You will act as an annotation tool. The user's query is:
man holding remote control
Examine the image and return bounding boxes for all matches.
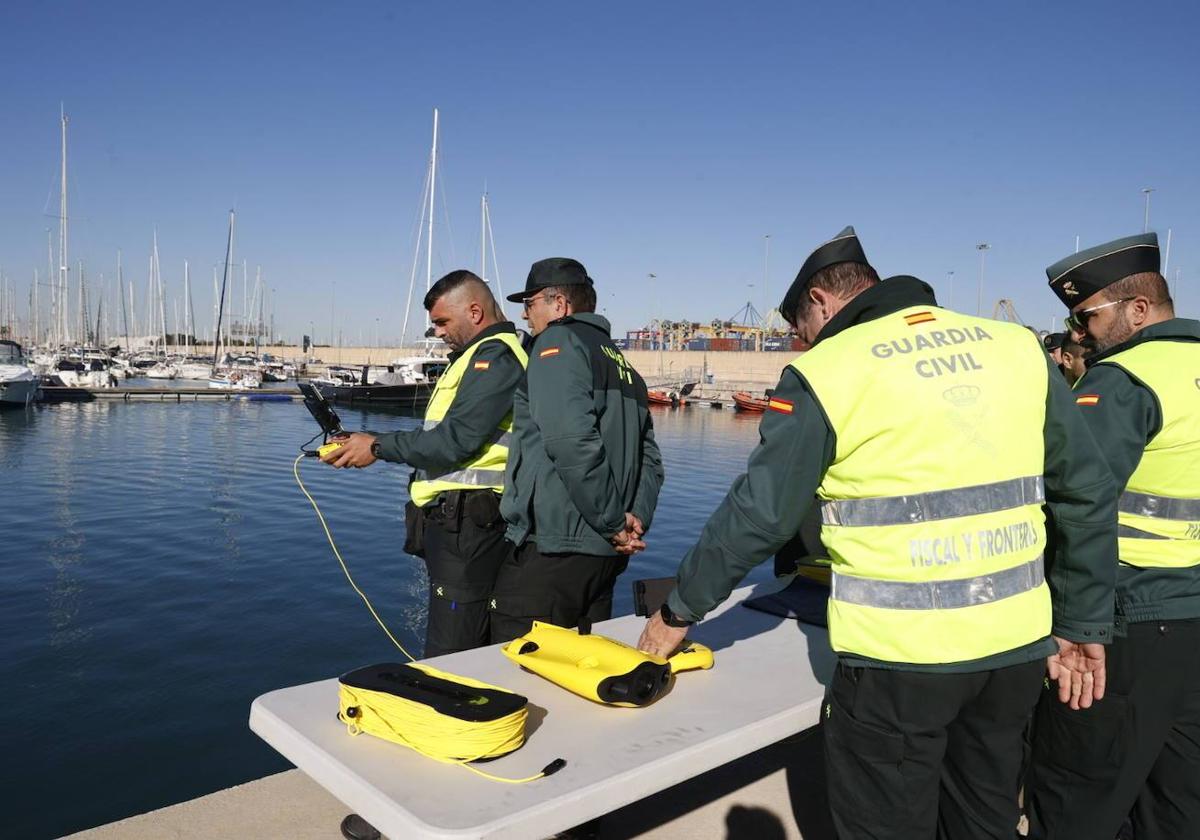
[324,270,527,658]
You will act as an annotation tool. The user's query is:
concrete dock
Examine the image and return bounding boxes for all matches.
[67,730,832,839]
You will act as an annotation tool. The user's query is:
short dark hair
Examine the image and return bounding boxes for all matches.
[424,270,488,310]
[545,283,597,313]
[1104,271,1173,311]
[792,262,880,321]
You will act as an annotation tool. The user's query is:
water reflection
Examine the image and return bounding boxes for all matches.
[0,397,768,838]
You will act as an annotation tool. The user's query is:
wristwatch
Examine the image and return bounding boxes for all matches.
[370,440,383,459]
[660,601,694,628]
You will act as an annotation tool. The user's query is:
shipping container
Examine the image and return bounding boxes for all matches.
[709,337,739,351]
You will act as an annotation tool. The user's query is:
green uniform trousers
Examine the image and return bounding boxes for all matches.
[822,658,1044,839]
[1025,618,1200,840]
[488,541,627,644]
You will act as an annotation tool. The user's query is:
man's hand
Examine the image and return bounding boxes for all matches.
[323,432,378,469]
[637,611,688,659]
[610,526,646,555]
[626,513,645,537]
[1046,636,1107,710]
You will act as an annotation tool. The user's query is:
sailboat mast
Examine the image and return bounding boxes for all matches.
[212,210,235,367]
[155,230,167,352]
[184,260,191,356]
[425,107,438,324]
[59,106,70,346]
[118,251,129,354]
[480,190,486,280]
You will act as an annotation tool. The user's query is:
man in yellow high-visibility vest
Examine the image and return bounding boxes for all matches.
[1025,233,1200,840]
[638,227,1118,840]
[327,270,526,657]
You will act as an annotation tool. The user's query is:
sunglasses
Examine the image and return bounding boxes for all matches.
[521,293,558,312]
[1065,297,1134,333]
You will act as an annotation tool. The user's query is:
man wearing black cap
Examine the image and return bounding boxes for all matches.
[1043,331,1087,386]
[637,227,1117,839]
[1025,233,1200,840]
[490,257,664,642]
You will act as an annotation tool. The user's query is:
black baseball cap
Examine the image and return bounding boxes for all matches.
[506,257,594,303]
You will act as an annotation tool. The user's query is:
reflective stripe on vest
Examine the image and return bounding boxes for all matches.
[1097,339,1200,569]
[1118,490,1200,522]
[422,418,513,449]
[413,466,508,487]
[832,557,1043,610]
[409,332,528,508]
[791,305,1052,665]
[821,476,1044,527]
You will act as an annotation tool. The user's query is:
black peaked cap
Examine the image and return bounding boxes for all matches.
[1046,233,1160,307]
[507,257,594,303]
[1042,332,1068,352]
[779,226,870,322]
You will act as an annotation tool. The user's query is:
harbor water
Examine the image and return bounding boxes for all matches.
[0,396,772,838]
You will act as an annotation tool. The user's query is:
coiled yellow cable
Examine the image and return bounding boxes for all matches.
[339,664,562,784]
[294,455,565,784]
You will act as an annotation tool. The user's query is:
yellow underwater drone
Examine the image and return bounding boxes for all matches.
[502,620,714,707]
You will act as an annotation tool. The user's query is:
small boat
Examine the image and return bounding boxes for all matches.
[0,340,39,407]
[209,372,261,390]
[732,391,769,412]
[145,361,178,380]
[647,389,679,406]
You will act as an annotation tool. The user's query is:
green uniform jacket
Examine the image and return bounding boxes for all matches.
[668,278,1118,673]
[372,322,525,475]
[501,313,665,556]
[1075,318,1200,627]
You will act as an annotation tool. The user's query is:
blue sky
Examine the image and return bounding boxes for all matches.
[1,1,1197,344]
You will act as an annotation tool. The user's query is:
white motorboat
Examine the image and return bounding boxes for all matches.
[145,361,178,380]
[208,371,261,390]
[52,349,118,388]
[0,341,39,407]
[176,361,214,380]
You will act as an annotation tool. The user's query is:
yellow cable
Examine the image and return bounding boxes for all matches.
[294,456,566,784]
[340,679,556,784]
[293,454,417,662]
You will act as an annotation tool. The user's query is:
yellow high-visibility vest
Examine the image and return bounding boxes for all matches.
[1095,340,1200,569]
[409,332,528,508]
[791,305,1051,664]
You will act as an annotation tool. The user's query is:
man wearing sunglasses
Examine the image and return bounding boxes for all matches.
[637,225,1117,840]
[490,257,664,642]
[1025,232,1200,840]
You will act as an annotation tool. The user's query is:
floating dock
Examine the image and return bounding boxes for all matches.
[38,386,301,403]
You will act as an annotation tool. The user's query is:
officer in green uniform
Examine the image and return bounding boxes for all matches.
[325,270,526,657]
[1043,331,1087,386]
[491,258,664,642]
[637,227,1118,840]
[1025,233,1200,840]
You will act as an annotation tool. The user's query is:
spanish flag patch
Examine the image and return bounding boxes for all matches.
[905,311,936,326]
[767,397,794,414]
[473,360,490,370]
[539,347,560,358]
[1076,394,1100,406]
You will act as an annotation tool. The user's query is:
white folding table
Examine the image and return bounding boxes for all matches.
[249,581,835,839]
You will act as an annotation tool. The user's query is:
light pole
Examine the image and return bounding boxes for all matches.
[1142,187,1155,232]
[763,234,771,327]
[946,271,955,311]
[976,244,990,317]
[648,272,663,375]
